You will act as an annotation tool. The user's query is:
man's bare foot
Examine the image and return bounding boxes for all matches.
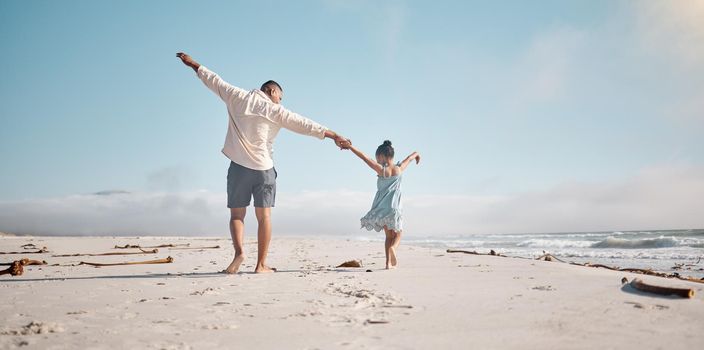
[222,254,245,274]
[254,264,277,273]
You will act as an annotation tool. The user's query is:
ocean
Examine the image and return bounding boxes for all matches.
[366,229,704,278]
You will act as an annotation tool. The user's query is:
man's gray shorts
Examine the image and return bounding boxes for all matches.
[227,161,277,208]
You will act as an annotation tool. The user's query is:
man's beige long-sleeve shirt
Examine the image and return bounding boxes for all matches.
[198,66,327,170]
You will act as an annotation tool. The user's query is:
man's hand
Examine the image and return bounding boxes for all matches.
[176,52,200,72]
[337,139,352,149]
[334,136,351,150]
[325,130,351,150]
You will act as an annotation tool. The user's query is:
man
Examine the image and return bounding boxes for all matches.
[176,52,350,274]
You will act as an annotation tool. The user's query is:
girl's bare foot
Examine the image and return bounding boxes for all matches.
[390,247,398,267]
[254,264,277,273]
[222,254,245,274]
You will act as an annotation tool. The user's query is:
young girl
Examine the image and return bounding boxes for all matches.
[342,140,421,269]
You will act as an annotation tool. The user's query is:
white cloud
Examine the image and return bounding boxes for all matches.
[474,164,704,234]
[632,1,704,125]
[1,165,701,236]
[509,27,587,107]
[634,0,704,71]
[0,191,227,236]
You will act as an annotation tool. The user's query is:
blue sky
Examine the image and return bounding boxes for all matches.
[1,1,702,236]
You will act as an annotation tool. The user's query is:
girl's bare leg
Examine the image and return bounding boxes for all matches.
[384,228,394,269]
[390,230,402,267]
[392,230,402,248]
[224,207,247,274]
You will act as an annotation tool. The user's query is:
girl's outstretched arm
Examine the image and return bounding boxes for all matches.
[399,151,421,171]
[346,145,384,176]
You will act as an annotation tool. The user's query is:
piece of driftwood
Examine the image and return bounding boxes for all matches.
[678,276,704,283]
[447,248,704,284]
[0,247,49,254]
[0,258,47,276]
[622,277,694,298]
[114,244,190,249]
[0,261,23,276]
[78,256,173,267]
[336,260,363,268]
[382,304,413,309]
[446,249,502,256]
[0,258,47,266]
[365,319,390,324]
[536,253,567,263]
[52,248,158,257]
[578,263,619,270]
[168,245,221,250]
[673,257,702,271]
[581,263,704,282]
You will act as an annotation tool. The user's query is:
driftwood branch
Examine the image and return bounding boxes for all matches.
[536,253,567,263]
[447,249,704,284]
[582,264,703,281]
[78,256,173,267]
[336,260,363,268]
[0,258,48,276]
[168,245,220,250]
[0,261,23,276]
[623,277,694,298]
[114,244,190,249]
[446,249,503,256]
[0,258,47,266]
[52,248,158,257]
[0,248,49,254]
[578,263,619,271]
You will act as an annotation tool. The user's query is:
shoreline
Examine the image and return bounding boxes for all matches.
[4,232,702,278]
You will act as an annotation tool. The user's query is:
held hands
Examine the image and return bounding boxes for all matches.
[324,130,350,149]
[335,136,352,150]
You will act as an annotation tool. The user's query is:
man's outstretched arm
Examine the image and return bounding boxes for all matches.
[176,52,243,103]
[266,103,350,149]
[176,52,200,72]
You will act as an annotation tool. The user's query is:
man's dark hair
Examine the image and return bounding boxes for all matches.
[261,80,283,94]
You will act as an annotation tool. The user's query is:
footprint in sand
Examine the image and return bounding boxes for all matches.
[0,321,65,335]
[190,288,216,296]
[200,324,238,330]
[624,301,669,310]
[531,285,556,291]
[66,310,88,315]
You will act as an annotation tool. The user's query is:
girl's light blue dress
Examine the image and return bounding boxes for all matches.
[361,163,403,232]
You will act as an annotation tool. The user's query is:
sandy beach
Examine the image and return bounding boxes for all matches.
[1,235,702,349]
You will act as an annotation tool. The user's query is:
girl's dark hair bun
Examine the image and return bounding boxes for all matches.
[376,140,395,158]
